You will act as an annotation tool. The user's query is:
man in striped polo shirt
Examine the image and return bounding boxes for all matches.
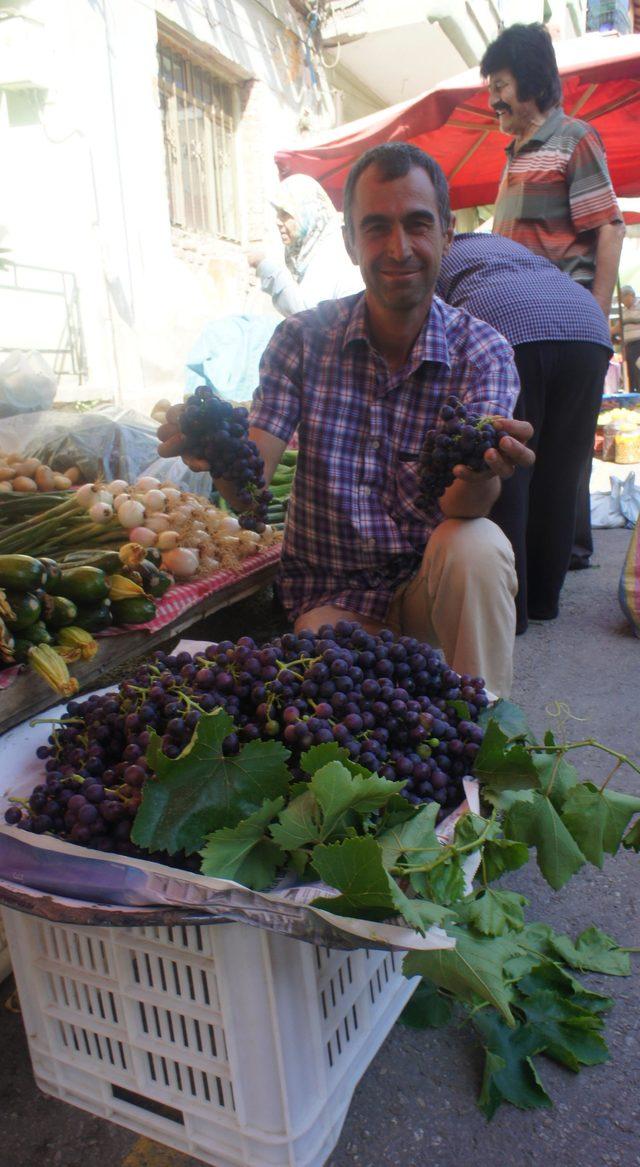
[480,22,625,570]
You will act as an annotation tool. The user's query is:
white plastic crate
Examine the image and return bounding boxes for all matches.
[3,910,417,1167]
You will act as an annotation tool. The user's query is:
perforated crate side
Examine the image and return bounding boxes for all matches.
[3,910,417,1167]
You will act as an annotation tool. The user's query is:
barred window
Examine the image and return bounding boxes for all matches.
[158,41,239,241]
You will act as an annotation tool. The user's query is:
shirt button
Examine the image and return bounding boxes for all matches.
[363,486,371,496]
[371,439,380,450]
[367,537,376,548]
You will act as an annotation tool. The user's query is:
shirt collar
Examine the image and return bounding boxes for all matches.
[505,105,565,157]
[342,293,451,372]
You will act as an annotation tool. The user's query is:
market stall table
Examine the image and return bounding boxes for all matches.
[0,543,281,736]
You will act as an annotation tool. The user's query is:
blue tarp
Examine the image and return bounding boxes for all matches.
[185,314,281,402]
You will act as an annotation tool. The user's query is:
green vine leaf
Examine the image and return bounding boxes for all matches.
[132,711,291,854]
[623,818,640,851]
[516,962,614,1016]
[199,798,286,889]
[503,792,586,889]
[518,990,609,1072]
[548,926,631,976]
[474,721,541,796]
[376,801,441,871]
[309,761,406,836]
[400,981,454,1030]
[404,928,518,1022]
[561,783,640,866]
[531,749,579,809]
[456,889,528,936]
[478,699,534,741]
[474,1011,551,1120]
[269,791,322,850]
[310,835,452,932]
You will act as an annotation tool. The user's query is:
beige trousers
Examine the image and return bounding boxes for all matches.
[296,518,517,699]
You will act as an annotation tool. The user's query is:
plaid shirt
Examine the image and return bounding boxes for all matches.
[250,293,519,622]
[493,107,622,286]
[436,233,612,350]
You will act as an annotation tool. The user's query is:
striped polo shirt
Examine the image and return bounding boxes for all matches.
[492,107,622,286]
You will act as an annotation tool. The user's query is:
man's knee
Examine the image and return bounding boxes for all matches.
[426,518,516,587]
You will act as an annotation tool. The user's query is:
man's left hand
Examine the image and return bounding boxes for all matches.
[452,417,535,482]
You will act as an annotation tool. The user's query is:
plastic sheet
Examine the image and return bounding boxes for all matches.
[0,406,159,483]
[185,313,280,403]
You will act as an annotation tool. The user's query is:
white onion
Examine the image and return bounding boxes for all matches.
[143,489,167,513]
[135,475,161,492]
[76,482,112,509]
[145,513,172,533]
[157,530,181,551]
[162,547,199,578]
[162,487,183,504]
[107,479,129,496]
[88,501,114,523]
[128,525,157,547]
[117,499,146,529]
[113,492,131,512]
[218,515,241,535]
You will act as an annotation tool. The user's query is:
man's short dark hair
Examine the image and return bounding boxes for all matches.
[343,143,451,239]
[480,23,562,112]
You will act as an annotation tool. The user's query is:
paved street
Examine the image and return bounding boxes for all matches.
[1,526,639,1167]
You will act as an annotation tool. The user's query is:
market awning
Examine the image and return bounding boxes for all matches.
[275,32,640,210]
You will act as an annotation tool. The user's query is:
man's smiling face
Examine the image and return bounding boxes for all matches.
[344,164,453,317]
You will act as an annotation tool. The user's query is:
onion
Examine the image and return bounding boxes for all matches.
[117,499,146,529]
[113,492,131,512]
[128,525,156,547]
[143,488,166,513]
[76,483,112,509]
[218,515,241,535]
[12,476,38,492]
[52,473,73,490]
[145,513,172,533]
[88,502,114,523]
[135,475,161,492]
[161,487,182,504]
[107,479,129,496]
[0,481,13,493]
[157,530,181,551]
[162,547,199,578]
[65,466,81,484]
[13,458,41,477]
[0,467,15,481]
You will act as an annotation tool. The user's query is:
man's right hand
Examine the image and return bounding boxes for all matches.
[157,404,211,472]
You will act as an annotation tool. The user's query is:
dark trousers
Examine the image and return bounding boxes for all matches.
[626,339,640,392]
[490,341,610,632]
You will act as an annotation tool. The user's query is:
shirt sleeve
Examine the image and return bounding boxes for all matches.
[256,257,306,317]
[566,130,622,235]
[447,315,521,421]
[249,317,303,443]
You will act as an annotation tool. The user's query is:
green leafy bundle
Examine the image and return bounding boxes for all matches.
[131,699,640,1118]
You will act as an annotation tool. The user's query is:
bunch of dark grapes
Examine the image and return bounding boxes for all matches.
[180,385,272,532]
[5,622,489,857]
[417,397,501,509]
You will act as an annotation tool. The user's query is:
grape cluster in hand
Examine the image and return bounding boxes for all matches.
[180,385,272,532]
[417,397,501,509]
[6,622,489,857]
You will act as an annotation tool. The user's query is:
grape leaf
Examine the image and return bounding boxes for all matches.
[478,699,534,742]
[400,981,454,1030]
[310,836,452,932]
[199,798,286,889]
[518,990,609,1072]
[404,928,518,1022]
[503,792,586,889]
[531,749,579,809]
[561,783,640,866]
[473,1011,551,1119]
[548,926,631,976]
[269,791,321,850]
[309,761,406,835]
[474,721,541,794]
[453,812,530,882]
[418,856,466,906]
[377,801,441,870]
[623,817,640,850]
[300,741,371,779]
[456,890,527,936]
[516,961,614,1015]
[132,710,291,854]
[503,924,556,981]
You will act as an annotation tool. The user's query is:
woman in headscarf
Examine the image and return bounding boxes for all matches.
[247,174,363,317]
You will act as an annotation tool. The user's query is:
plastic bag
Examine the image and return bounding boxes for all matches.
[0,406,159,483]
[0,350,57,417]
[139,454,213,497]
[591,473,640,529]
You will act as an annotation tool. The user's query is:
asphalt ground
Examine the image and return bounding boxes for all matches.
[1,525,639,1167]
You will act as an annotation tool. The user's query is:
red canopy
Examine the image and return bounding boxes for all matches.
[275,32,640,210]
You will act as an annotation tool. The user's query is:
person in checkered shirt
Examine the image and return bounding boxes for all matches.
[480,22,625,572]
[159,145,535,697]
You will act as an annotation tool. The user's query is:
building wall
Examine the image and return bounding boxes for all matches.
[0,0,337,411]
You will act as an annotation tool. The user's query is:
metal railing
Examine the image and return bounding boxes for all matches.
[0,259,88,382]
